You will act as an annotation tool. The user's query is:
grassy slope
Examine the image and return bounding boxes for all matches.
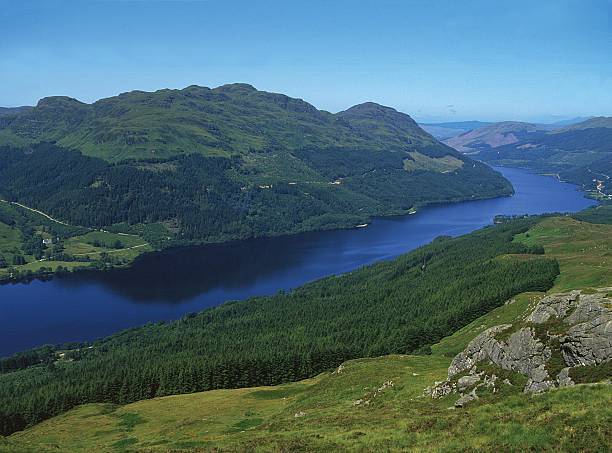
[0,85,438,162]
[2,215,611,452]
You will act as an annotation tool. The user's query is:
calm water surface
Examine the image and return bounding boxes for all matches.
[0,167,594,355]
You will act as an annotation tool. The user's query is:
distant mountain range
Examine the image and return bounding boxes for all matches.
[444,117,612,197]
[0,84,511,245]
[444,121,546,153]
[421,117,592,140]
[419,121,493,140]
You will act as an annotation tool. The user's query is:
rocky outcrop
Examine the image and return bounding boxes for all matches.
[561,293,612,367]
[427,290,612,405]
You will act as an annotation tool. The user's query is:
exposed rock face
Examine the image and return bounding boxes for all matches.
[561,293,612,367]
[427,290,612,404]
[527,290,580,324]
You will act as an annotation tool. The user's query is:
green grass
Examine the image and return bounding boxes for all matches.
[431,291,543,358]
[403,151,464,173]
[0,204,151,282]
[514,216,612,291]
[2,354,610,452]
[0,221,22,262]
[64,231,150,259]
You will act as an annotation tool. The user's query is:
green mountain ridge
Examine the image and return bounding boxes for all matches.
[0,84,511,250]
[0,84,436,161]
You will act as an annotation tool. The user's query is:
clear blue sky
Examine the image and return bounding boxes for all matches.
[1,0,611,122]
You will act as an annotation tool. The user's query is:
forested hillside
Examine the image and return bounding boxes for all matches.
[0,217,559,435]
[0,84,512,247]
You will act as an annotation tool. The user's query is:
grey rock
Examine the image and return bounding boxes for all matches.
[457,374,481,390]
[428,381,453,398]
[561,293,612,367]
[428,289,612,399]
[527,291,580,324]
[448,324,511,377]
[524,378,555,393]
[557,367,574,387]
[449,326,551,392]
[455,388,478,407]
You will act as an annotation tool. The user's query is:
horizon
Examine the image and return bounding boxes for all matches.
[2,0,611,123]
[2,81,602,126]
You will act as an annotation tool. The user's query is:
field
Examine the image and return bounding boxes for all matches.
[0,201,151,281]
[513,216,612,291]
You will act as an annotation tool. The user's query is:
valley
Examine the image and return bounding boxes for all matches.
[2,2,611,452]
[1,211,610,452]
[0,167,593,356]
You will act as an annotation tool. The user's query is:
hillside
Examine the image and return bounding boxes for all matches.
[0,107,32,117]
[0,216,560,435]
[444,121,546,153]
[1,212,610,451]
[0,85,511,258]
[0,84,445,161]
[558,116,612,132]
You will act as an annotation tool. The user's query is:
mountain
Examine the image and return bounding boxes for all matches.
[0,84,440,161]
[466,117,612,197]
[444,121,547,153]
[419,121,492,140]
[0,84,511,248]
[556,116,612,131]
[0,107,32,117]
[421,118,591,141]
[2,210,611,450]
[546,116,594,128]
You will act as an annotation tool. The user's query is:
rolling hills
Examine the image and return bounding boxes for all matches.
[419,121,492,140]
[0,84,511,256]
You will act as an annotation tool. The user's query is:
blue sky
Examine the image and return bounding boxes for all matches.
[1,0,611,122]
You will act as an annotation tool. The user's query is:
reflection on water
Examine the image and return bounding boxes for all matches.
[0,167,595,355]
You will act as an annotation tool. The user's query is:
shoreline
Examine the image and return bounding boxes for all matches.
[1,164,599,288]
[0,186,514,287]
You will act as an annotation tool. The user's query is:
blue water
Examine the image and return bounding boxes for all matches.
[0,167,594,356]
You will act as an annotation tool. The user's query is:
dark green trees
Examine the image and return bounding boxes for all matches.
[0,218,559,435]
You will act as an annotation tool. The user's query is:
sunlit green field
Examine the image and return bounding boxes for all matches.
[0,202,151,280]
[514,216,612,291]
